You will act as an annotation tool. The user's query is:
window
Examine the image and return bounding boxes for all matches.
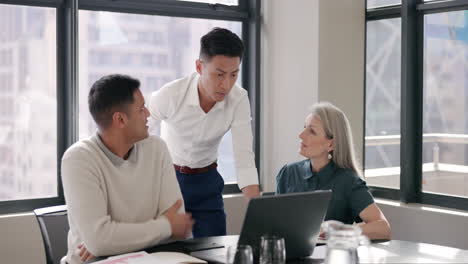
[0,49,13,66]
[365,18,401,189]
[423,11,468,197]
[157,54,168,68]
[78,10,242,184]
[0,74,13,93]
[177,0,238,5]
[0,0,259,213]
[0,4,57,202]
[366,0,468,209]
[141,53,155,67]
[367,0,400,9]
[152,32,165,45]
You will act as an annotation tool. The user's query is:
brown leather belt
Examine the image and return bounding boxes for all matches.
[174,162,218,174]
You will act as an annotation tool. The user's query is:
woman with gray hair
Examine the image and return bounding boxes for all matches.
[276,102,391,240]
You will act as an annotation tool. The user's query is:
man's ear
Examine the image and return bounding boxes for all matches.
[196,59,202,75]
[112,112,127,128]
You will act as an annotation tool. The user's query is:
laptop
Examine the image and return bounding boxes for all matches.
[192,190,332,263]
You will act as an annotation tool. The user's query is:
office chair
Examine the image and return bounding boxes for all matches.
[34,205,69,264]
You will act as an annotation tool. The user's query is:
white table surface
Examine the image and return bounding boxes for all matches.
[310,239,468,263]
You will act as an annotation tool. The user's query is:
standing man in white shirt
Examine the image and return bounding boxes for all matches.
[61,74,193,264]
[149,28,260,237]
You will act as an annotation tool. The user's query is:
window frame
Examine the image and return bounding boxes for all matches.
[365,0,468,211]
[0,0,261,214]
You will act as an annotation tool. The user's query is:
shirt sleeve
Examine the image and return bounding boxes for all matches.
[61,150,173,257]
[148,87,173,136]
[276,165,288,194]
[231,94,259,190]
[348,175,375,222]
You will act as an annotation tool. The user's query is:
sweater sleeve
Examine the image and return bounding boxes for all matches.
[154,139,185,215]
[61,149,172,257]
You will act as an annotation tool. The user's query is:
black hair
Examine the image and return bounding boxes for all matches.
[88,74,140,128]
[200,27,244,61]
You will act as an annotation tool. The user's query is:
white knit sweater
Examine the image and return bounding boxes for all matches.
[61,134,184,264]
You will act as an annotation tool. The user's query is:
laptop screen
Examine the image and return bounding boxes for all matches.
[238,190,332,260]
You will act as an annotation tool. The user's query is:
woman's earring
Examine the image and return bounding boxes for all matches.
[328,153,332,160]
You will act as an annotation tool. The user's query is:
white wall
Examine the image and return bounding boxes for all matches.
[260,0,319,192]
[260,0,365,192]
[317,0,365,160]
[377,200,468,250]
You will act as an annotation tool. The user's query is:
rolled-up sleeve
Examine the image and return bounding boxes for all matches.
[231,95,259,189]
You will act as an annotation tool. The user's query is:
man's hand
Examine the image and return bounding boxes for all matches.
[78,243,95,262]
[242,184,260,199]
[164,199,194,239]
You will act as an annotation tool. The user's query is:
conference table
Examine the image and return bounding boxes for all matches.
[91,235,468,263]
[187,235,468,263]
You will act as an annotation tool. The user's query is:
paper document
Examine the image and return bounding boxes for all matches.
[92,251,149,264]
[89,250,207,264]
[149,252,207,264]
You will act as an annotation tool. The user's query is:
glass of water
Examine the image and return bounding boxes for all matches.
[259,235,286,264]
[226,245,253,264]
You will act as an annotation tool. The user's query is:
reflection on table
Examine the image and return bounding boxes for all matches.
[89,235,468,264]
[186,236,468,264]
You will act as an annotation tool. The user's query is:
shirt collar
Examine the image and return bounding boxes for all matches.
[301,160,314,180]
[187,72,226,110]
[187,73,200,107]
[302,159,336,180]
[93,132,138,166]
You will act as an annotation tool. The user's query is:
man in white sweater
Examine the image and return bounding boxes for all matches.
[61,74,193,264]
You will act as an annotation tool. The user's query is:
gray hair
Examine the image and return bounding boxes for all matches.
[310,102,363,177]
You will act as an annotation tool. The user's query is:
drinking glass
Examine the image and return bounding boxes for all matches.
[226,245,253,264]
[322,221,370,264]
[259,235,286,264]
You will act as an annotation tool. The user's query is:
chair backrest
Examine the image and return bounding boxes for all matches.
[34,205,69,264]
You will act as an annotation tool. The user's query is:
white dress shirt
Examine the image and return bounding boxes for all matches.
[148,72,258,189]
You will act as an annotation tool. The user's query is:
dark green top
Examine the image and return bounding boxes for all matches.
[276,159,374,224]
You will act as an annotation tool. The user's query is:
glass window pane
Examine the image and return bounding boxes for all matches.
[423,11,468,197]
[177,0,238,5]
[367,0,400,9]
[79,11,242,183]
[0,5,57,201]
[365,18,401,189]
